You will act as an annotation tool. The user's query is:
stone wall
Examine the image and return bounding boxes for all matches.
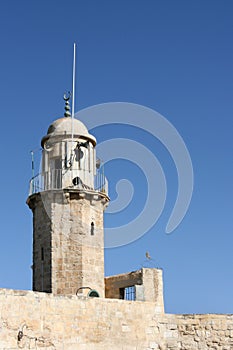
[0,288,232,350]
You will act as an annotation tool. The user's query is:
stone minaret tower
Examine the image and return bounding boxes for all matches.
[27,97,109,297]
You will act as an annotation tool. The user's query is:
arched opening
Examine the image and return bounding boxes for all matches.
[91,222,94,235]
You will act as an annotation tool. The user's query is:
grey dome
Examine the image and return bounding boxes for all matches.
[41,117,96,148]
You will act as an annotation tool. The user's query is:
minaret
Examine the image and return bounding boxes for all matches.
[27,96,109,297]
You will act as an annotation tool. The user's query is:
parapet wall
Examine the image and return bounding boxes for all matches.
[0,288,233,350]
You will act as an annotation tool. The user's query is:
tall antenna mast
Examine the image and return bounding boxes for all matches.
[71,42,76,143]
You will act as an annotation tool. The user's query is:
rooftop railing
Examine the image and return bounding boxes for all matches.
[29,169,108,196]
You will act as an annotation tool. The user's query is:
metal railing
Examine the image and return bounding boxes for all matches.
[29,169,108,196]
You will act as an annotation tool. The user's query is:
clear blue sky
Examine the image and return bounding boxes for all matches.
[0,0,232,314]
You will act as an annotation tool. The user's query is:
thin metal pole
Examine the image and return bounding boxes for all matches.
[71,43,76,143]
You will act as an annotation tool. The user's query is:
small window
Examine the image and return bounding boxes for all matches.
[41,247,44,261]
[91,222,94,235]
[119,286,136,301]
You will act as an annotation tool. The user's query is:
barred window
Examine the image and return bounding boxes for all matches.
[120,286,136,301]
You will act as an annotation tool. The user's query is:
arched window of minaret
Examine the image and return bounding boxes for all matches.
[41,247,44,261]
[91,222,95,236]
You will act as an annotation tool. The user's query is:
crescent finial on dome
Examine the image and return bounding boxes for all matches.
[63,91,71,117]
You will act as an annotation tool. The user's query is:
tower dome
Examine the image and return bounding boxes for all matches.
[41,116,96,148]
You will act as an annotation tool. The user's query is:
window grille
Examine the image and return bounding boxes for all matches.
[120,286,136,301]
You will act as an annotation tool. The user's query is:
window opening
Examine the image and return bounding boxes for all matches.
[52,158,62,189]
[41,247,44,261]
[91,222,94,235]
[119,286,136,301]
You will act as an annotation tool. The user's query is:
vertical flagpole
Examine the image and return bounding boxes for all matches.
[71,42,76,144]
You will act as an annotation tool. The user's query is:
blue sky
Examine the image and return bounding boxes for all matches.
[0,0,232,314]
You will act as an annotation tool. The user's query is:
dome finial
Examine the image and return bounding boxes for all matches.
[63,92,71,117]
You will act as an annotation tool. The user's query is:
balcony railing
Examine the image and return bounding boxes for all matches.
[29,169,108,196]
